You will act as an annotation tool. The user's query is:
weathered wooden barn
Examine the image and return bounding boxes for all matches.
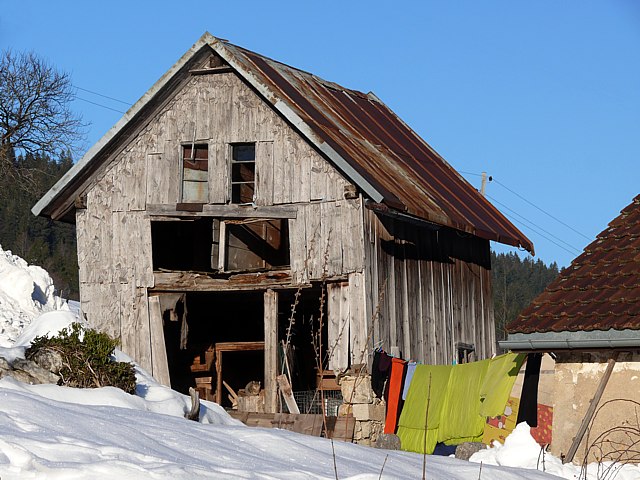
[33,33,533,412]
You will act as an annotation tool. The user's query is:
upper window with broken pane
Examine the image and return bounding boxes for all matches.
[230,143,255,204]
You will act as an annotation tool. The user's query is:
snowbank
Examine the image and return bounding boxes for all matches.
[0,246,635,478]
[471,422,640,480]
[0,245,68,347]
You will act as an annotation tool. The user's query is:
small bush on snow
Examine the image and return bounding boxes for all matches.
[25,323,137,394]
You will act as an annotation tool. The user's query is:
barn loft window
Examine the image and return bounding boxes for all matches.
[182,144,209,203]
[225,219,290,271]
[151,218,216,272]
[151,217,289,273]
[230,143,255,204]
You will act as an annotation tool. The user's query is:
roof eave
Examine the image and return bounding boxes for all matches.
[499,329,640,351]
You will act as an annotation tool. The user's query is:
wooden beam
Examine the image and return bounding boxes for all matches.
[277,374,300,414]
[217,221,227,271]
[148,296,171,387]
[151,270,298,292]
[264,289,278,414]
[146,203,297,219]
[564,352,619,464]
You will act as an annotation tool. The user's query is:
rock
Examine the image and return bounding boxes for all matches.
[374,433,401,450]
[352,403,386,422]
[455,442,486,460]
[31,347,64,374]
[340,375,374,404]
[11,358,60,384]
[0,356,11,372]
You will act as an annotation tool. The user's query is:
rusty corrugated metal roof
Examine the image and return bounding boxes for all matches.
[32,32,533,252]
[217,40,533,252]
[508,194,640,334]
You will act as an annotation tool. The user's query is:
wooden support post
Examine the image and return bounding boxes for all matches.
[264,289,278,413]
[217,221,227,271]
[148,296,171,386]
[277,374,300,414]
[564,352,619,464]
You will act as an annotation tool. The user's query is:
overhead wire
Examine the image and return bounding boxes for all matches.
[491,177,591,241]
[75,96,126,114]
[486,193,582,256]
[73,84,131,115]
[460,170,588,254]
[74,85,132,106]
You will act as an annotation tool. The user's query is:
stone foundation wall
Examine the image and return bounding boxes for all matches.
[338,374,385,445]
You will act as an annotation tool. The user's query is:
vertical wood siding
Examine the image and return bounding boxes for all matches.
[362,209,496,365]
[77,70,363,367]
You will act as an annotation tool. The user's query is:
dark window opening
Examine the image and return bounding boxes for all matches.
[230,143,255,204]
[456,342,475,364]
[151,219,216,272]
[182,144,209,203]
[151,217,290,274]
[226,219,290,271]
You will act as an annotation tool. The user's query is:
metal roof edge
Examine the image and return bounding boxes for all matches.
[210,41,385,205]
[32,32,218,218]
[368,92,534,254]
[499,329,640,351]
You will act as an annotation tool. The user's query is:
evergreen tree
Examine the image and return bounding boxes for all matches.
[491,251,559,340]
[0,153,78,299]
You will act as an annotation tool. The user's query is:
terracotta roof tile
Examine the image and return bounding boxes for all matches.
[507,194,640,334]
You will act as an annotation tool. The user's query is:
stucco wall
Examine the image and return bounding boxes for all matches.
[551,351,640,464]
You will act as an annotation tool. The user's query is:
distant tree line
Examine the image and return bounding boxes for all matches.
[491,251,559,340]
[0,153,78,299]
[1,49,84,300]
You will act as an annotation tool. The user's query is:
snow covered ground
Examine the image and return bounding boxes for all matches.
[1,244,639,479]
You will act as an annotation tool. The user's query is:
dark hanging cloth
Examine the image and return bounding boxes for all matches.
[517,352,543,427]
[371,350,393,399]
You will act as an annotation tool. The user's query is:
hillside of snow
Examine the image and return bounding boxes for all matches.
[0,244,639,479]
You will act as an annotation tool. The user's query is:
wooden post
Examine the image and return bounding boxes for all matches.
[564,352,619,464]
[264,289,278,413]
[148,296,171,386]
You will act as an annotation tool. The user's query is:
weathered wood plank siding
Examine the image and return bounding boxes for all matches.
[362,209,495,365]
[76,68,364,369]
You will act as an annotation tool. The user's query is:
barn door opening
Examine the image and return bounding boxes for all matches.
[162,291,265,405]
[157,286,330,413]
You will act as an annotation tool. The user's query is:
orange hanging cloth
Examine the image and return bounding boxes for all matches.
[384,357,408,434]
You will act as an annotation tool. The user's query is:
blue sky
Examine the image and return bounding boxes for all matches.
[2,1,638,268]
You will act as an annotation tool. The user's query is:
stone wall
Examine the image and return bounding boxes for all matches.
[338,374,385,446]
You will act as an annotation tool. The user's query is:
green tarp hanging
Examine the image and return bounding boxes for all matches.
[396,353,524,454]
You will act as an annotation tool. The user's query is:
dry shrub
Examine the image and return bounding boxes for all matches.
[26,323,137,394]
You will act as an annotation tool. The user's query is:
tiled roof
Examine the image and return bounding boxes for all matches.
[507,195,640,334]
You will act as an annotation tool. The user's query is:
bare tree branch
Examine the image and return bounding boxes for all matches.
[0,50,86,194]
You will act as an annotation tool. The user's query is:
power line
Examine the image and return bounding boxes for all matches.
[74,85,131,106]
[486,193,583,256]
[491,177,591,241]
[75,96,126,114]
[461,170,591,241]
